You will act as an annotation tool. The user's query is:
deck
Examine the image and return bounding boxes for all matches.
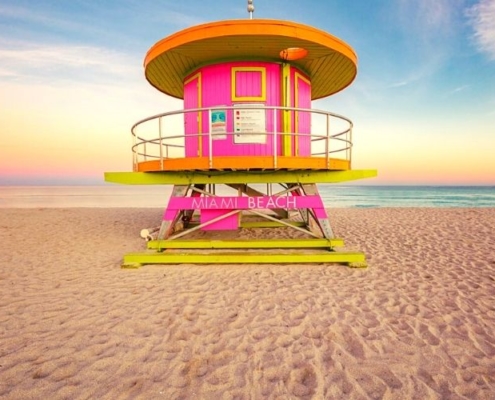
[135,156,350,172]
[131,105,354,173]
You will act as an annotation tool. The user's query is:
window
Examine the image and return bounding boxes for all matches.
[231,67,266,101]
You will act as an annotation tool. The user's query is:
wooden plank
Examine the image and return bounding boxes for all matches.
[302,183,334,238]
[104,169,377,185]
[158,185,189,239]
[150,220,311,240]
[133,156,349,172]
[240,220,306,228]
[147,238,345,249]
[123,251,366,266]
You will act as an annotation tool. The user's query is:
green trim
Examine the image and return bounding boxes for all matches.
[147,238,344,249]
[170,220,306,229]
[122,251,366,266]
[104,170,377,185]
[240,221,306,228]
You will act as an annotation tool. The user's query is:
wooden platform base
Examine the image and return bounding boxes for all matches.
[121,251,366,268]
[121,238,367,268]
[147,238,344,250]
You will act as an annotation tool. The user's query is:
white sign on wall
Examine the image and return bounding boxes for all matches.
[210,109,227,140]
[234,105,266,144]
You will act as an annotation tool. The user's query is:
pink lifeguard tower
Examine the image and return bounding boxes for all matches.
[105,2,376,267]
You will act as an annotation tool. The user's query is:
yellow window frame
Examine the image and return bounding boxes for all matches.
[231,67,267,101]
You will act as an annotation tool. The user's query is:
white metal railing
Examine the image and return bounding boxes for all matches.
[130,105,353,170]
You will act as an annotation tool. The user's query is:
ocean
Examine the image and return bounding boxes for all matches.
[0,185,494,208]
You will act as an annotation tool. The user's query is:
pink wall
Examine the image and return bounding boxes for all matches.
[233,69,263,97]
[183,62,311,158]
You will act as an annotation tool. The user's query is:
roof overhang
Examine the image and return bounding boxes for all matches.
[144,19,358,100]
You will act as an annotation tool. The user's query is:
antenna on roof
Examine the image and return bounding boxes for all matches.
[247,0,254,19]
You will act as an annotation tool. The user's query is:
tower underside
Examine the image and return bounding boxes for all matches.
[105,170,376,267]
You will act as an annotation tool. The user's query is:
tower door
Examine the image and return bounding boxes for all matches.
[294,73,311,156]
[184,73,202,157]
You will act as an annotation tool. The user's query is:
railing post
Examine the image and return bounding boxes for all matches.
[132,128,137,171]
[208,109,213,168]
[159,116,164,170]
[326,113,330,168]
[273,107,278,169]
[349,125,353,165]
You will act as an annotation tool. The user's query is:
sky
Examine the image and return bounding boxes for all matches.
[0,0,494,186]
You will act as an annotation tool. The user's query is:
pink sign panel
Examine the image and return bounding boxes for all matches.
[200,210,239,231]
[168,195,324,211]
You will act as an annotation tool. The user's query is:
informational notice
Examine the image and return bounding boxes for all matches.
[234,105,266,144]
[210,109,226,140]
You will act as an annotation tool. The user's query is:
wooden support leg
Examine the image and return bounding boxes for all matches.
[158,185,189,239]
[182,184,205,227]
[302,184,334,239]
[288,184,309,224]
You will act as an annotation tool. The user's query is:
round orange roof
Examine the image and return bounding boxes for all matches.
[144,19,357,100]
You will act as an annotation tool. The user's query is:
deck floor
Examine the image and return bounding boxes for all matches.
[135,156,350,172]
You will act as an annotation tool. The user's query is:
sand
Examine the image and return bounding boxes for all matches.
[1,207,494,399]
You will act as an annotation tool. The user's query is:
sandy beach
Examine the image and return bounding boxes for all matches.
[1,207,494,399]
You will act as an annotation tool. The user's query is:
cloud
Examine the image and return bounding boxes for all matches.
[396,0,460,38]
[162,10,205,28]
[0,66,18,79]
[0,40,139,84]
[0,4,52,23]
[448,85,470,95]
[382,1,466,91]
[0,4,89,35]
[385,59,446,91]
[467,0,495,60]
[389,81,409,88]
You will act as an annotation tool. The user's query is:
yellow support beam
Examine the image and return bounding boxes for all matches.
[105,169,377,185]
[122,251,366,267]
[240,220,306,228]
[147,238,345,250]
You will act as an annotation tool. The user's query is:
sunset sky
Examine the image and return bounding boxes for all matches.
[1,0,494,185]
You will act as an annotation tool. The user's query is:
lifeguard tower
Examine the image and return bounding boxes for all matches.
[105,1,376,267]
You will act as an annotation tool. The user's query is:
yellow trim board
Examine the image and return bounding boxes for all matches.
[147,238,345,249]
[184,72,203,156]
[132,155,351,172]
[294,71,311,157]
[122,251,366,267]
[282,63,292,156]
[104,169,377,185]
